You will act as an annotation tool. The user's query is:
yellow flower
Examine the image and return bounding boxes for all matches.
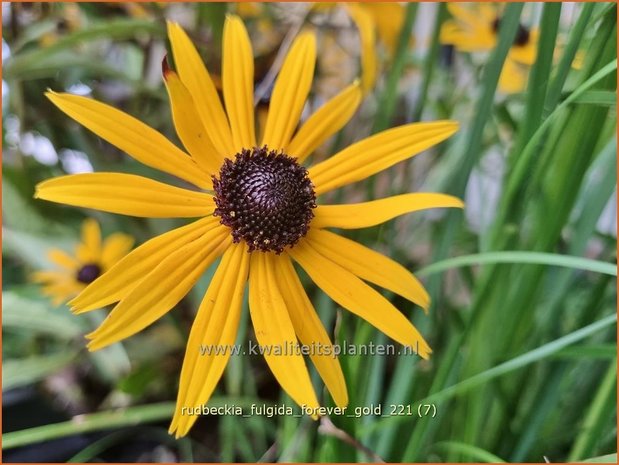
[30,219,134,306]
[440,3,539,93]
[35,16,462,437]
[235,2,262,18]
[40,3,83,48]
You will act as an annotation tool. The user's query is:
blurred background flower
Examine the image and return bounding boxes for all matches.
[440,3,538,92]
[30,218,133,306]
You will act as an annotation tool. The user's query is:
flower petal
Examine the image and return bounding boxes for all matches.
[509,29,539,65]
[167,21,235,157]
[100,233,135,270]
[43,281,84,306]
[30,270,68,284]
[362,2,406,58]
[163,67,224,177]
[275,253,348,407]
[287,81,362,162]
[222,15,256,151]
[309,121,459,195]
[289,240,431,358]
[312,193,464,229]
[86,225,231,351]
[171,242,249,438]
[82,218,101,254]
[35,173,215,218]
[448,3,489,28]
[262,32,316,151]
[440,20,496,51]
[499,58,528,93]
[305,229,429,311]
[71,217,221,313]
[45,91,209,189]
[75,218,101,263]
[249,252,320,411]
[48,248,79,270]
[346,3,377,93]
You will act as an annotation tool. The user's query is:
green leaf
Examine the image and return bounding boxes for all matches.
[434,441,506,463]
[373,2,418,133]
[3,351,76,390]
[2,173,68,235]
[582,453,618,463]
[3,397,259,449]
[364,314,617,435]
[569,361,617,461]
[572,90,617,106]
[424,314,616,404]
[3,226,74,270]
[553,344,617,360]
[4,19,166,80]
[3,291,82,338]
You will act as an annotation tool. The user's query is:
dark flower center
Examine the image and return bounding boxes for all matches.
[76,263,101,284]
[492,18,531,47]
[213,146,316,253]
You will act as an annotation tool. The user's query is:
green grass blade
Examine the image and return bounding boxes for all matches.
[372,2,418,133]
[2,397,259,449]
[572,90,617,106]
[3,292,82,338]
[512,2,561,159]
[423,314,616,404]
[4,19,166,79]
[445,2,525,197]
[417,251,617,277]
[3,352,76,390]
[3,403,174,450]
[434,441,506,463]
[363,313,617,435]
[568,360,618,461]
[412,3,447,122]
[544,3,595,113]
[490,59,617,246]
[552,344,617,360]
[429,2,524,303]
[582,453,619,463]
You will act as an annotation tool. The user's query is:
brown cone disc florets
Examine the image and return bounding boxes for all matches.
[76,263,101,284]
[213,147,316,253]
[492,18,531,47]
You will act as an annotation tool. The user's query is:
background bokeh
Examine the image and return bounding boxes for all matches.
[2,2,617,463]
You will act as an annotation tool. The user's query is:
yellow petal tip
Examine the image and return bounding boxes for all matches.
[44,90,64,102]
[71,306,88,315]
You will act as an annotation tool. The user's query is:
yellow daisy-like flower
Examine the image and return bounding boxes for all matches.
[30,219,134,306]
[35,16,462,437]
[440,3,539,93]
[40,3,83,48]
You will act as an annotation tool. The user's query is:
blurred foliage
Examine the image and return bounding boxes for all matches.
[2,2,617,463]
